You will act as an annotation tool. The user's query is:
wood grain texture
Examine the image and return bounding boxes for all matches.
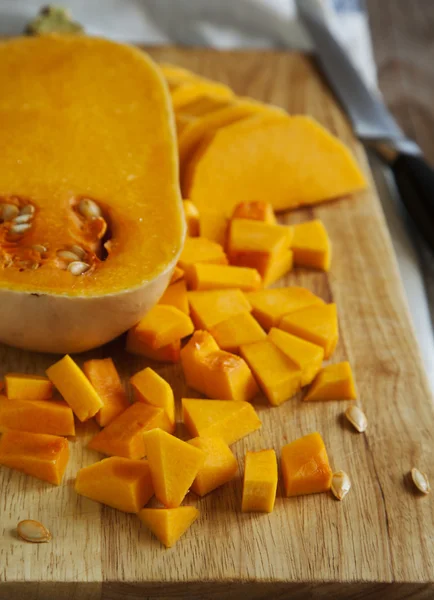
[0,48,433,599]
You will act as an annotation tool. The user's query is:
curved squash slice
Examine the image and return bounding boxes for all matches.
[184,114,367,241]
[0,35,184,353]
[171,80,234,111]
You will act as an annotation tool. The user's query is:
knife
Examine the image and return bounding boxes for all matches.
[296,0,434,253]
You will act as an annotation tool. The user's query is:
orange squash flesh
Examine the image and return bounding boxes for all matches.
[126,327,181,363]
[135,305,194,349]
[178,237,228,273]
[182,200,200,237]
[75,457,154,513]
[180,331,220,393]
[209,312,266,353]
[0,429,69,485]
[304,361,357,402]
[130,367,176,428]
[83,358,130,427]
[138,506,199,548]
[242,449,278,513]
[0,35,184,353]
[4,373,53,401]
[268,328,324,387]
[188,289,251,330]
[291,220,332,271]
[0,394,75,437]
[158,280,189,315]
[231,201,277,224]
[188,436,238,497]
[187,263,262,292]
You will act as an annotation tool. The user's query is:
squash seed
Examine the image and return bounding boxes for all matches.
[32,244,47,253]
[68,261,90,275]
[411,468,430,495]
[57,250,80,261]
[0,204,19,221]
[9,223,32,235]
[78,198,101,219]
[13,214,33,224]
[20,205,35,216]
[17,519,51,543]
[331,471,351,501]
[68,244,86,260]
[345,405,367,433]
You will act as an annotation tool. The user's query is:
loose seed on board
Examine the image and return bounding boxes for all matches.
[411,468,430,495]
[68,261,90,275]
[78,198,102,219]
[68,244,86,260]
[0,204,19,221]
[345,405,368,433]
[19,204,35,216]
[57,250,80,261]
[9,223,32,235]
[331,471,351,501]
[13,214,33,224]
[32,244,47,253]
[17,519,51,543]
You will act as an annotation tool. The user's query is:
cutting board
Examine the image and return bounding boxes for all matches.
[1,48,433,600]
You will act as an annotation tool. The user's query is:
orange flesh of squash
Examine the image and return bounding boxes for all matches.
[182,200,200,237]
[291,220,332,271]
[0,35,184,295]
[158,279,190,314]
[130,367,176,428]
[231,201,277,224]
[188,436,238,497]
[135,305,194,349]
[83,358,130,427]
[0,394,75,437]
[242,449,278,513]
[138,506,199,548]
[0,429,69,485]
[268,328,324,387]
[187,289,251,330]
[178,237,228,272]
[304,361,357,402]
[4,373,53,401]
[281,432,333,496]
[209,312,266,354]
[126,327,181,363]
[187,263,262,292]
[180,330,220,393]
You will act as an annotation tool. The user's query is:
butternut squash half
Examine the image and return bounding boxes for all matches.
[0,35,184,353]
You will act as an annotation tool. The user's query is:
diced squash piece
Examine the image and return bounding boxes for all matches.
[291,220,331,271]
[242,449,278,513]
[188,289,251,330]
[170,266,185,284]
[199,350,259,402]
[184,115,367,241]
[183,200,200,236]
[88,402,172,459]
[188,436,237,496]
[83,358,130,427]
[130,367,175,428]
[160,63,201,89]
[138,506,199,548]
[176,113,195,135]
[279,303,338,359]
[135,305,194,349]
[182,398,261,445]
[209,312,266,353]
[281,432,332,496]
[262,249,294,288]
[0,430,69,485]
[178,237,228,273]
[180,330,220,393]
[304,361,356,402]
[187,263,261,292]
[227,219,293,280]
[268,328,324,386]
[46,355,103,422]
[126,327,181,363]
[240,340,302,406]
[158,280,189,314]
[232,201,277,224]
[171,80,234,111]
[75,456,154,513]
[198,211,230,247]
[178,96,231,118]
[0,395,75,436]
[5,374,53,402]
[247,287,324,330]
[144,428,205,508]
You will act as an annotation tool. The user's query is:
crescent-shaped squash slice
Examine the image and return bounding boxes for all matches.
[0,35,184,353]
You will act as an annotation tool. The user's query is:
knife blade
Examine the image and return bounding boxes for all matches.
[296,0,434,252]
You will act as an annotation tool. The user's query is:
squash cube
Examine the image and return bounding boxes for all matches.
[88,402,172,459]
[199,350,259,402]
[209,312,266,353]
[126,327,180,363]
[246,287,324,330]
[304,361,357,401]
[183,199,200,236]
[291,219,331,271]
[0,395,75,437]
[5,373,53,401]
[75,456,154,513]
[158,280,189,314]
[188,289,251,330]
[240,340,302,406]
[130,367,175,428]
[188,436,238,496]
[187,263,261,292]
[268,328,324,386]
[281,432,332,496]
[170,266,185,284]
[0,430,69,485]
[144,428,205,508]
[178,237,228,273]
[83,358,130,427]
[242,449,278,513]
[231,201,277,224]
[46,355,103,422]
[262,249,294,287]
[180,330,220,393]
[182,398,261,445]
[279,303,338,359]
[138,506,199,548]
[135,305,194,349]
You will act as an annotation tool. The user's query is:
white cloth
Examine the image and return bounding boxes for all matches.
[1,0,433,389]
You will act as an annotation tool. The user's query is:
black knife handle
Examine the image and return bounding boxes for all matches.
[391,153,434,253]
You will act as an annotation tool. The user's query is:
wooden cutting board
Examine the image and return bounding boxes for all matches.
[1,48,433,600]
